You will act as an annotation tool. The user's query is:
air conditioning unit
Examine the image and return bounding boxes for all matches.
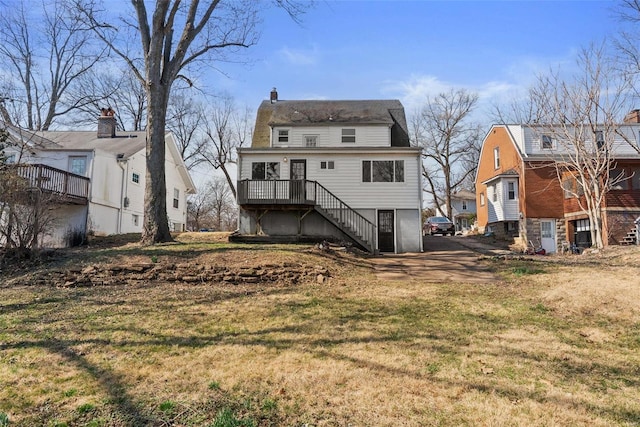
[123,197,130,207]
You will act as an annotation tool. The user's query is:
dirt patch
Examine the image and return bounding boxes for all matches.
[373,236,500,283]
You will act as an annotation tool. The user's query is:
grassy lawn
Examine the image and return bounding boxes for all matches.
[1,233,639,426]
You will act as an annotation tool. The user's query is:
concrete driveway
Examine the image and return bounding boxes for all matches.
[372,235,505,282]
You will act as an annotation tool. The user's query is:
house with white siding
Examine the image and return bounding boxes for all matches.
[2,114,195,247]
[437,189,477,233]
[235,89,423,253]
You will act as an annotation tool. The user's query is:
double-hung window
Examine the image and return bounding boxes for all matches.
[342,128,356,143]
[493,147,500,169]
[173,188,180,209]
[507,181,516,200]
[541,135,553,149]
[277,129,289,143]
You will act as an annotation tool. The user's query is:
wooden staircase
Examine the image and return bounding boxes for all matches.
[311,182,376,253]
[619,226,638,245]
[236,179,376,253]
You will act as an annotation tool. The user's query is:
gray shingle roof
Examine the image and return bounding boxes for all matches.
[252,99,410,148]
[36,130,147,158]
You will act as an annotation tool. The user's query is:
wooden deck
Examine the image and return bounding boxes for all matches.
[8,164,90,204]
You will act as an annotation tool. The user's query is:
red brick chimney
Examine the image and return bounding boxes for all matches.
[624,109,640,123]
[270,87,278,104]
[98,107,116,138]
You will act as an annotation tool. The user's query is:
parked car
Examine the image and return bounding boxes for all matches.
[424,216,455,236]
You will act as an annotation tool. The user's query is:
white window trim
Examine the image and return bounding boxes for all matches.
[276,128,290,145]
[173,188,180,209]
[493,147,500,169]
[541,134,554,150]
[304,135,318,147]
[507,181,517,200]
[342,128,356,143]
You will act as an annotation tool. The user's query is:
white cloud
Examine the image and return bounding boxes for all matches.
[382,74,528,125]
[278,45,320,66]
[382,75,452,113]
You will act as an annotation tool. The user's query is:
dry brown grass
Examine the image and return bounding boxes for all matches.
[0,237,639,426]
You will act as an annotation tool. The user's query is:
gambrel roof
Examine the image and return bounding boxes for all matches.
[252,99,410,148]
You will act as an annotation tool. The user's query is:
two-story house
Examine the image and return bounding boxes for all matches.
[475,121,640,253]
[235,89,423,253]
[2,113,196,247]
[437,189,477,233]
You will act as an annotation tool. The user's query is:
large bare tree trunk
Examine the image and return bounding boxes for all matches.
[143,90,173,243]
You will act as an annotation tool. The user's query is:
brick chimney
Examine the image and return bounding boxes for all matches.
[98,107,116,138]
[270,87,278,104]
[624,109,640,123]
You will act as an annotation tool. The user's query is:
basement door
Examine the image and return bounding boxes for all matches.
[378,210,395,253]
[540,219,556,254]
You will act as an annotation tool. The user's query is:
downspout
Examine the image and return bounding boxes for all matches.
[236,148,242,231]
[83,151,94,241]
[116,154,127,234]
[418,150,424,252]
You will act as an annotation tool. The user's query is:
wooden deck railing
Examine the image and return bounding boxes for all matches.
[237,179,376,252]
[8,163,90,202]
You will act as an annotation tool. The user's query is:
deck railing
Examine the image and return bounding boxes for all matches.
[7,163,90,202]
[237,179,375,252]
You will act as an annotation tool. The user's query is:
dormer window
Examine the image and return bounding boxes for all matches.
[541,134,553,149]
[277,129,289,143]
[595,131,604,150]
[342,128,356,143]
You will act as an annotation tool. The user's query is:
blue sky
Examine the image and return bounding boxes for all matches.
[205,0,621,119]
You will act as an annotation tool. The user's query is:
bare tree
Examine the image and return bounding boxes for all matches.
[201,96,252,200]
[410,89,482,220]
[530,44,631,249]
[166,94,207,170]
[68,68,148,132]
[0,0,106,130]
[0,133,57,256]
[77,0,307,244]
[187,176,236,231]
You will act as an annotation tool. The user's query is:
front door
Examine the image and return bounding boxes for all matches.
[289,159,306,202]
[540,219,556,254]
[378,210,395,253]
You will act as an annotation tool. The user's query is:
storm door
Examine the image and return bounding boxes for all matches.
[289,159,306,202]
[540,219,556,254]
[378,210,395,253]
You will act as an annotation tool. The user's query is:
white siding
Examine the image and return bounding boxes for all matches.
[165,142,189,232]
[272,125,391,148]
[240,150,421,210]
[487,178,519,223]
[520,125,640,157]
